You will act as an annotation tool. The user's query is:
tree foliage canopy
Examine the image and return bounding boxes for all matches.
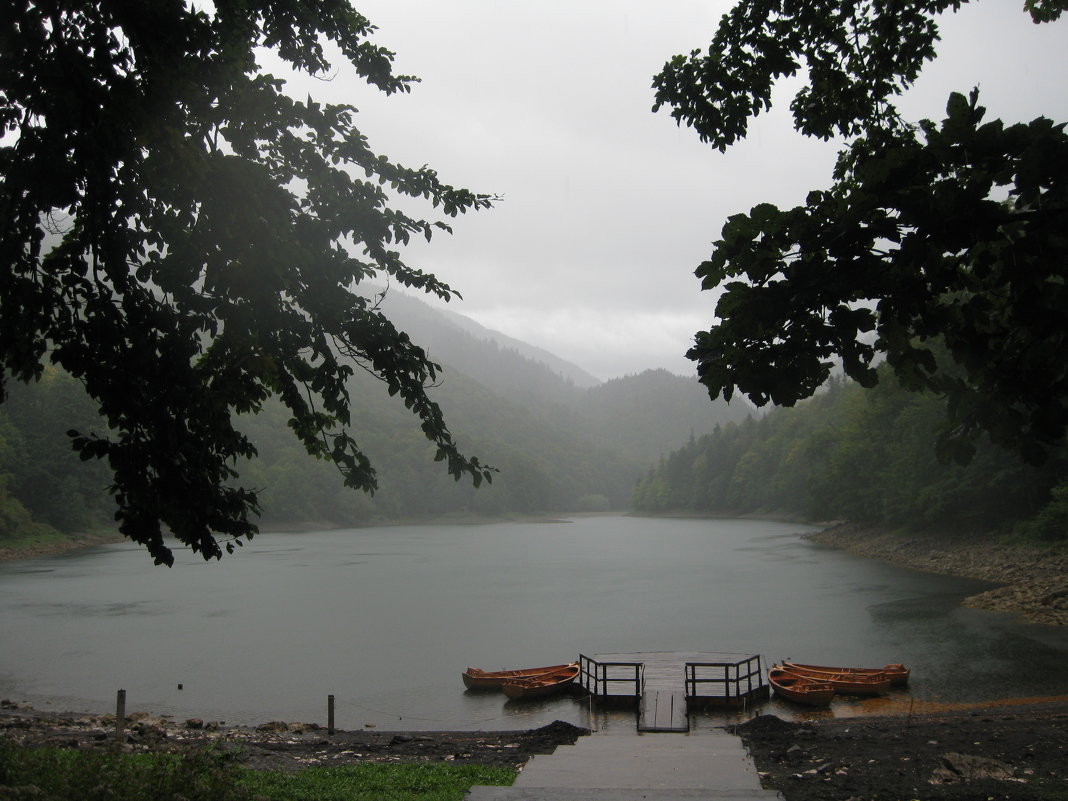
[654,0,1068,464]
[1,0,494,564]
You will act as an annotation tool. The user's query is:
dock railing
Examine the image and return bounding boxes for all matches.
[579,653,643,698]
[685,654,767,707]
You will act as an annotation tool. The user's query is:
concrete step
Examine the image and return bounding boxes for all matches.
[512,732,757,790]
[465,729,772,801]
[465,787,780,800]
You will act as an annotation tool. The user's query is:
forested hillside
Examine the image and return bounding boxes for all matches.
[633,369,1068,541]
[568,369,752,466]
[0,298,748,540]
[235,366,639,524]
[0,368,115,538]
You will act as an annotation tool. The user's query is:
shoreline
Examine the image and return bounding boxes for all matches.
[736,698,1068,801]
[0,700,586,772]
[0,512,608,564]
[3,696,1067,800]
[0,531,125,563]
[806,523,1068,626]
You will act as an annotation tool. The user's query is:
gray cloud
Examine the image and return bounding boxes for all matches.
[271,1,1068,380]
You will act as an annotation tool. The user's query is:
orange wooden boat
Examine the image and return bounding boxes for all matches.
[777,664,891,696]
[769,668,835,707]
[462,662,576,691]
[501,664,580,700]
[783,661,910,687]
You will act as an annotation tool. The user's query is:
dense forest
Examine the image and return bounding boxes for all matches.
[8,317,1067,546]
[6,291,1066,546]
[0,295,750,542]
[633,366,1068,542]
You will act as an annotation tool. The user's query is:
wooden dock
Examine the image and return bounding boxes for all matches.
[638,687,688,732]
[579,651,768,732]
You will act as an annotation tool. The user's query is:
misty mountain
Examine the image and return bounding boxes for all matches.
[369,288,752,470]
[366,288,598,411]
[0,293,754,535]
[568,369,753,466]
[370,287,750,459]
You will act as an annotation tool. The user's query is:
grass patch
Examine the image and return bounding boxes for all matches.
[0,526,67,550]
[0,741,515,801]
[0,742,251,800]
[241,763,515,801]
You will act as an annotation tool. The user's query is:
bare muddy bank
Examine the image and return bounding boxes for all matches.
[736,699,1068,801]
[808,524,1068,626]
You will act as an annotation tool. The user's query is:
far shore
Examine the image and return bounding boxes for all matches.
[806,522,1068,626]
[629,511,1068,626]
[0,530,125,563]
[0,511,603,564]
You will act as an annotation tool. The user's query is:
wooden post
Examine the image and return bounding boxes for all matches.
[115,689,126,743]
[327,694,335,735]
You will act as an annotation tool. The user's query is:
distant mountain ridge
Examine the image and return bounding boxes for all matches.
[0,288,755,539]
[570,368,752,465]
[363,288,599,407]
[368,286,752,467]
[424,298,601,388]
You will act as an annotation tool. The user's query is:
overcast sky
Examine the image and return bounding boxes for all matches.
[278,2,1068,381]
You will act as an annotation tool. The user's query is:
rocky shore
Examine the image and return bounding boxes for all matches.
[735,700,1068,801]
[807,524,1068,626]
[4,698,1067,801]
[0,700,586,773]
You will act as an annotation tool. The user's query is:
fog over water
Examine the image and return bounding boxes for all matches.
[1,516,1065,731]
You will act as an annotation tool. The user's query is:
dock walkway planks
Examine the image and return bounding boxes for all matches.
[638,688,689,732]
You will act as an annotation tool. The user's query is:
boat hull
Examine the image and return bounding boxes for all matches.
[462,662,576,691]
[501,665,580,700]
[779,665,891,696]
[784,661,909,688]
[769,668,835,707]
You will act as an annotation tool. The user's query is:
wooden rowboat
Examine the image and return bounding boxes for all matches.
[462,662,577,691]
[501,664,580,700]
[776,664,891,696]
[769,668,835,707]
[783,661,910,687]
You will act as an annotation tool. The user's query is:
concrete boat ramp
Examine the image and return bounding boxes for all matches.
[466,651,777,800]
[465,728,778,801]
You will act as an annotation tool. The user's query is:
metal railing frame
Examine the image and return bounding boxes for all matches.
[685,654,764,700]
[579,653,643,698]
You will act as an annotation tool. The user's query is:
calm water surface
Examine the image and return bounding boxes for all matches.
[1,516,1065,730]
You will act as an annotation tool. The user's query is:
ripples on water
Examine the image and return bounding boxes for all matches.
[1,516,1065,730]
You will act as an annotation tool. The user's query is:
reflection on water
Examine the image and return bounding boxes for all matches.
[1,515,1066,731]
[868,592,979,621]
[17,600,165,618]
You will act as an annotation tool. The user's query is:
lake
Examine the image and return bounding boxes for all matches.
[1,515,1066,731]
